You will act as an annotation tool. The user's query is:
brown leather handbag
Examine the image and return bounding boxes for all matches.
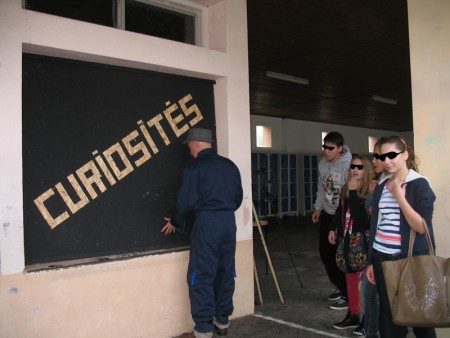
[382,222,450,327]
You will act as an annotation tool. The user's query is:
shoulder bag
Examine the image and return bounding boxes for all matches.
[335,200,369,273]
[382,221,450,327]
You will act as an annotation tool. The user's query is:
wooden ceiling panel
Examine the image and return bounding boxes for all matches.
[247,0,413,131]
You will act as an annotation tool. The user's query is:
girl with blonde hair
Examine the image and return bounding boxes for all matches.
[328,155,373,330]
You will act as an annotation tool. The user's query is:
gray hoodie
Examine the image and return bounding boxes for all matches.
[314,145,352,215]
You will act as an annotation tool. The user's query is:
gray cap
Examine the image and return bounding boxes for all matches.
[183,128,214,144]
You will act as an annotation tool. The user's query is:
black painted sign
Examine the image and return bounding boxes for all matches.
[23,53,215,264]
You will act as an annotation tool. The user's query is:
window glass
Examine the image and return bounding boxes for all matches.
[125,0,196,44]
[321,131,329,145]
[24,0,198,45]
[368,136,378,153]
[256,125,272,148]
[24,0,115,27]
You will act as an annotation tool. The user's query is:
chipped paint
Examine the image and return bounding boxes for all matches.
[3,222,10,237]
[8,287,18,294]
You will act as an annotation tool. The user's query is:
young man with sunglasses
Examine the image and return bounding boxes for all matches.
[312,131,352,310]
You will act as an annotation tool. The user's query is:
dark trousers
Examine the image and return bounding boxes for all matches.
[372,250,437,338]
[188,212,236,334]
[319,211,347,294]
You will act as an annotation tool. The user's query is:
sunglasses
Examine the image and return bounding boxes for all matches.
[379,151,405,161]
[372,153,380,160]
[350,164,364,170]
[322,145,335,151]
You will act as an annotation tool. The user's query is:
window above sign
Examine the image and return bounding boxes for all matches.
[23,0,203,46]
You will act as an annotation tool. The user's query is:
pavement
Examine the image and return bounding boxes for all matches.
[232,215,357,338]
[175,215,411,337]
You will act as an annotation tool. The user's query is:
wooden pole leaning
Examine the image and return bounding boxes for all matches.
[252,202,285,304]
[253,257,264,305]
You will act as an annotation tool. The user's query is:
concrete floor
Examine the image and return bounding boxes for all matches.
[231,215,358,338]
[176,215,364,338]
[175,215,415,337]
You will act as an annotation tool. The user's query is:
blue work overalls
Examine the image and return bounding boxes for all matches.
[171,148,243,334]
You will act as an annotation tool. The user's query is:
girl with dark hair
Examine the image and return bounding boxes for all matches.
[366,136,437,338]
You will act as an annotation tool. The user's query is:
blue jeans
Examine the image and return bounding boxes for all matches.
[360,272,379,337]
[372,250,436,338]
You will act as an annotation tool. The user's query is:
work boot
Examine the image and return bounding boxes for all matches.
[214,325,228,336]
[180,330,212,338]
[213,318,229,336]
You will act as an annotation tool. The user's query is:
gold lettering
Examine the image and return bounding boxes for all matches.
[33,95,204,228]
[103,143,134,180]
[163,101,189,137]
[34,188,69,229]
[55,174,89,214]
[76,161,108,199]
[92,150,117,186]
[137,120,159,154]
[122,130,151,167]
[147,114,170,146]
[178,94,203,127]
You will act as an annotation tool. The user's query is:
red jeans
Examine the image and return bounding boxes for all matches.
[346,272,360,314]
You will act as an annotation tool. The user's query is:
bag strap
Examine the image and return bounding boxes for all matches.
[408,218,435,257]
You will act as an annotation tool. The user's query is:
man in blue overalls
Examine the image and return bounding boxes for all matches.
[162,128,243,338]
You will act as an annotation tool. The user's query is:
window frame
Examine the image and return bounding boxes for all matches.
[23,0,207,47]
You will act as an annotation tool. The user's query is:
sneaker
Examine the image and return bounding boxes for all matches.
[329,298,349,310]
[333,313,360,330]
[352,317,364,336]
[327,290,341,301]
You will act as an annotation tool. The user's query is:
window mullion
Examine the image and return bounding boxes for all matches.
[116,0,126,29]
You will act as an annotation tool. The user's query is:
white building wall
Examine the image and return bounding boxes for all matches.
[408,2,450,335]
[0,1,254,337]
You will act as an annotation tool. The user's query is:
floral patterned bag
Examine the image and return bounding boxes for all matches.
[335,200,369,273]
[336,229,369,273]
